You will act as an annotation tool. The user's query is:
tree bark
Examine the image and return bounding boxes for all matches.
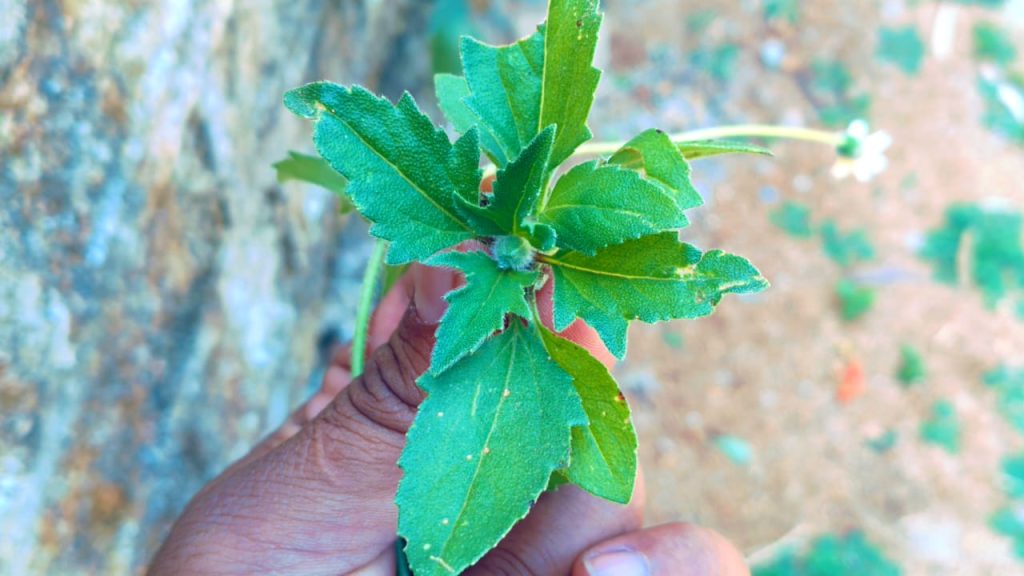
[0,0,433,573]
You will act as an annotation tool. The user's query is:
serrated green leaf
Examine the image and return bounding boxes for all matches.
[284,82,480,265]
[608,129,703,212]
[273,151,351,197]
[398,323,586,576]
[541,0,602,167]
[537,325,637,503]
[457,127,556,248]
[538,162,687,256]
[460,31,545,165]
[545,232,768,358]
[454,0,601,168]
[435,73,508,166]
[676,139,774,161]
[427,251,537,375]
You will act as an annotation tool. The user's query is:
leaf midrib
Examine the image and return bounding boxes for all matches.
[439,333,520,565]
[543,256,681,282]
[319,101,473,233]
[538,329,631,487]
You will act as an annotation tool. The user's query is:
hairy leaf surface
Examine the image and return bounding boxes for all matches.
[435,73,507,166]
[538,161,686,255]
[538,325,637,503]
[398,324,586,576]
[428,251,537,375]
[545,232,768,357]
[452,0,601,168]
[608,128,703,213]
[540,0,603,166]
[285,83,480,265]
[457,127,556,249]
[461,32,545,165]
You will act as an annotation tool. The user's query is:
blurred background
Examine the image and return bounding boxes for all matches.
[2,0,1024,574]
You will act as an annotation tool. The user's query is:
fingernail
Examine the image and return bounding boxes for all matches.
[583,547,650,576]
[412,266,451,325]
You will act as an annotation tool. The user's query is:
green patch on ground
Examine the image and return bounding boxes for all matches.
[837,280,876,322]
[897,345,926,386]
[866,429,899,454]
[1001,454,1024,499]
[430,0,477,75]
[810,59,872,128]
[713,434,754,466]
[920,400,961,454]
[978,74,1024,145]
[821,221,876,268]
[990,505,1024,559]
[877,26,925,76]
[985,366,1024,435]
[921,202,1024,308]
[991,454,1024,559]
[771,201,815,239]
[974,23,1018,67]
[661,331,684,349]
[686,10,717,34]
[691,43,741,82]
[764,0,800,23]
[753,531,901,576]
[954,0,1007,6]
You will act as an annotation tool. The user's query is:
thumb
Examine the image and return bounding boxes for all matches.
[151,267,455,576]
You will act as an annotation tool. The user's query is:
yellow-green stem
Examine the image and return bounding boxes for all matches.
[479,124,842,181]
[352,240,388,377]
[573,124,844,157]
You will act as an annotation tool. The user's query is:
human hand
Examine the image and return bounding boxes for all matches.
[150,264,750,575]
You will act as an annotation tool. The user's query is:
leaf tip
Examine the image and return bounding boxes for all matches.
[283,82,330,118]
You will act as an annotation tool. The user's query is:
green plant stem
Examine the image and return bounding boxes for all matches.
[352,240,388,378]
[573,124,844,157]
[480,124,843,181]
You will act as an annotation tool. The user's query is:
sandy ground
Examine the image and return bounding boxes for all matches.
[462,0,1024,573]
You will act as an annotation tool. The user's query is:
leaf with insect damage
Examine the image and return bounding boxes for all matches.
[398,323,586,576]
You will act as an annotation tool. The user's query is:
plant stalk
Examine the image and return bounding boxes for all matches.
[479,124,842,180]
[352,239,388,378]
[573,124,844,157]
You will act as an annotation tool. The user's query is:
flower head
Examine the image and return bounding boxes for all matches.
[832,120,892,182]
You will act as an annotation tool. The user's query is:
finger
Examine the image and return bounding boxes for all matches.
[151,267,456,575]
[572,523,750,576]
[366,266,415,351]
[222,264,423,474]
[535,275,616,369]
[467,469,646,575]
[350,545,396,576]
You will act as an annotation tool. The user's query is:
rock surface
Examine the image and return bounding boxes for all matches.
[0,1,432,572]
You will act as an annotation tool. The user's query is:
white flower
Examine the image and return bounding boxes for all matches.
[831,120,892,183]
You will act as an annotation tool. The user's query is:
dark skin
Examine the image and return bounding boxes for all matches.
[150,264,750,575]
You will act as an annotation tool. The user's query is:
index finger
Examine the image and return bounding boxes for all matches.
[535,275,616,370]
